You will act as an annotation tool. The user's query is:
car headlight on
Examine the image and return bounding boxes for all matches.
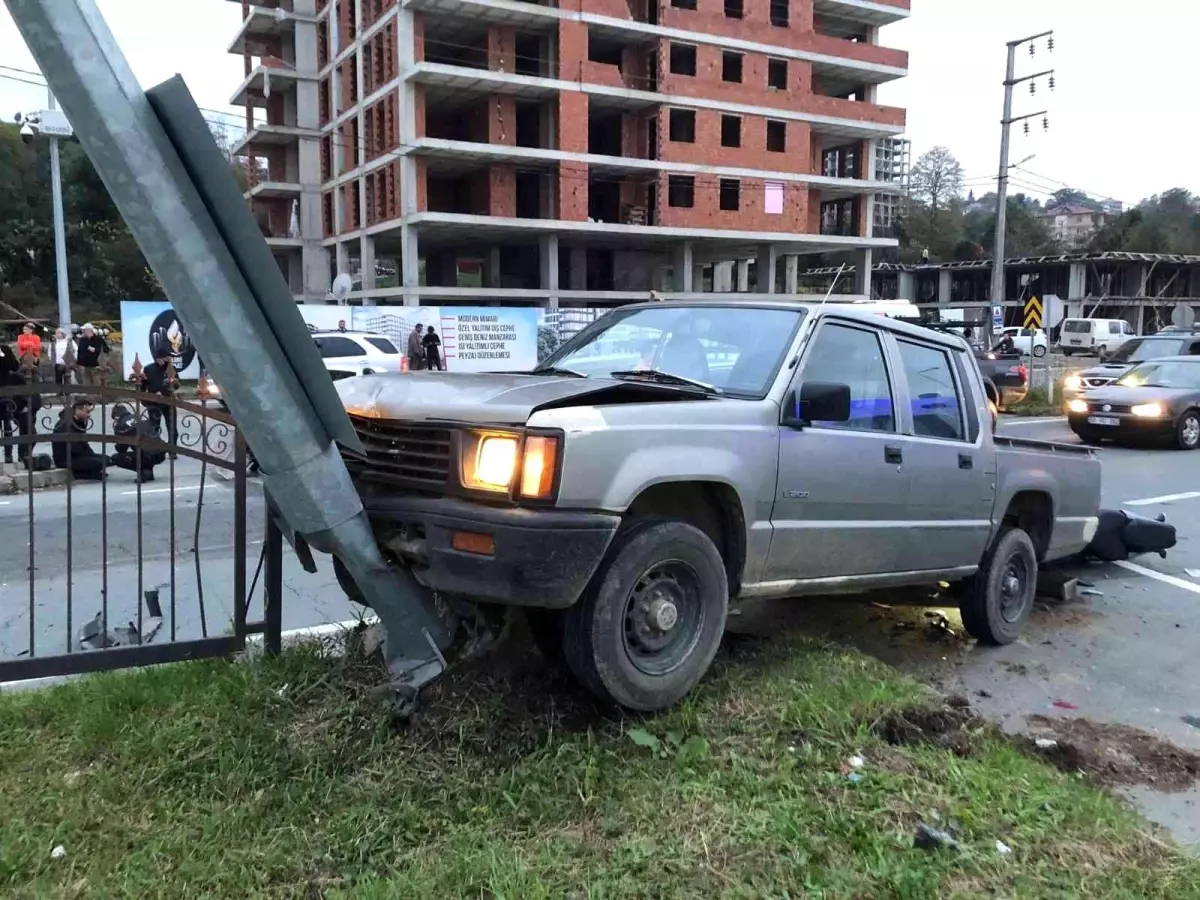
[1131,402,1165,419]
[1063,374,1083,392]
[474,436,519,489]
[463,433,562,499]
[1066,398,1088,414]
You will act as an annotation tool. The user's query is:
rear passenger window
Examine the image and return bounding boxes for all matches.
[314,336,367,358]
[800,323,894,432]
[896,340,965,441]
[1109,322,1122,335]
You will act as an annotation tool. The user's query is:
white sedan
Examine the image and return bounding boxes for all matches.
[1001,326,1048,358]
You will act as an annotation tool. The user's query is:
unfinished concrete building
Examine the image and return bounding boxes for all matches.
[231,0,910,306]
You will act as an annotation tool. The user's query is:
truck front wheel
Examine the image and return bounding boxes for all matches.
[560,518,729,711]
[958,527,1037,645]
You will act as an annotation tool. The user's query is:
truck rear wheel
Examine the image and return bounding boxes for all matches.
[959,527,1037,645]
[560,518,728,711]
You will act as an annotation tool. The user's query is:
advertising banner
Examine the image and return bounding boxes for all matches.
[118,300,200,379]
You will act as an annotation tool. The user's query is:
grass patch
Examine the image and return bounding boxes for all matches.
[2,633,1198,898]
[1006,387,1063,417]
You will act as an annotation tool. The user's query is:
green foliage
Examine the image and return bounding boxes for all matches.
[1089,189,1200,256]
[0,123,165,323]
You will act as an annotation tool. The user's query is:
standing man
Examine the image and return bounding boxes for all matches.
[406,322,425,372]
[139,352,179,446]
[75,324,110,387]
[423,325,444,372]
[51,327,75,386]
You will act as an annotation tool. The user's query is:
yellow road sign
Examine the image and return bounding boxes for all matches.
[1024,295,1043,329]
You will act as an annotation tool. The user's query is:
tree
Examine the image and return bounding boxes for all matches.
[1048,188,1092,209]
[910,146,964,217]
[1088,189,1199,255]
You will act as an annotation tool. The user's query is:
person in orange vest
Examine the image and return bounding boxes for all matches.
[16,323,42,364]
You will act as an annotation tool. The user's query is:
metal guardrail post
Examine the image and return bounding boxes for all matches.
[264,512,284,658]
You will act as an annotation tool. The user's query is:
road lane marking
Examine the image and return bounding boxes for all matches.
[1001,417,1067,426]
[1116,560,1200,596]
[1124,491,1200,507]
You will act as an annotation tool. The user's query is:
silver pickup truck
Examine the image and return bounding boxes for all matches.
[336,302,1101,711]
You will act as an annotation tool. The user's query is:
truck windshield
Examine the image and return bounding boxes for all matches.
[1107,338,1186,363]
[540,306,805,398]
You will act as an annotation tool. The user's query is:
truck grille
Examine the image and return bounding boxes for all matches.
[346,416,452,486]
[1088,402,1132,414]
[1083,377,1114,389]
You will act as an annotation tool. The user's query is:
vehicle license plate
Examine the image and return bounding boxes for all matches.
[1069,339,1083,345]
[1087,416,1120,427]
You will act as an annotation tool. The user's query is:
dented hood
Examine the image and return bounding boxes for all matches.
[335,371,706,425]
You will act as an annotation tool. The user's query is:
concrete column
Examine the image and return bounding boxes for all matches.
[1136,304,1146,335]
[693,264,705,293]
[756,244,778,294]
[714,261,734,293]
[540,234,559,307]
[897,271,915,301]
[359,234,376,294]
[487,247,503,288]
[854,248,874,299]
[672,241,694,292]
[937,269,952,305]
[736,259,750,292]
[400,223,419,305]
[569,247,587,291]
[784,255,799,294]
[1068,262,1086,301]
[335,242,351,281]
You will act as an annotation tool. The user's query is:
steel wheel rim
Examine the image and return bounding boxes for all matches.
[621,559,704,676]
[999,553,1030,624]
[1183,416,1200,448]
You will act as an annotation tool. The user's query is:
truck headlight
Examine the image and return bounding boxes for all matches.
[1131,402,1165,419]
[475,436,519,489]
[463,433,561,498]
[1063,374,1082,392]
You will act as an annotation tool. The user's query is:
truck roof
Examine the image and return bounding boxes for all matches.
[612,299,967,351]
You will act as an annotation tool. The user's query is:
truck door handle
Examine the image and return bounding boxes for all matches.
[958,453,973,470]
[884,445,903,464]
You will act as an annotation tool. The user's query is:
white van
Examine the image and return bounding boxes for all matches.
[1059,318,1136,357]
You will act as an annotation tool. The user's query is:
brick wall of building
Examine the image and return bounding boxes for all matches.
[657,172,808,233]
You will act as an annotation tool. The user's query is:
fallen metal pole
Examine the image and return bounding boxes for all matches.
[5,0,450,691]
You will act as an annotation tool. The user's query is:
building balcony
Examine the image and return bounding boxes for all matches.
[230,62,319,108]
[812,0,909,29]
[231,123,322,157]
[247,180,306,200]
[228,5,316,56]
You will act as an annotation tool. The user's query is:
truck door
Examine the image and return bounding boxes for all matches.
[765,320,909,581]
[889,338,995,571]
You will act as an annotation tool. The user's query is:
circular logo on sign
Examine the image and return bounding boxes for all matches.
[148,309,196,374]
[1102,404,1112,413]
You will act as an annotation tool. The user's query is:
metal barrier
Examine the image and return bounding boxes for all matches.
[0,383,281,683]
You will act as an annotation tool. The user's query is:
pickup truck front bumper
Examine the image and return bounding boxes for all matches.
[359,493,621,609]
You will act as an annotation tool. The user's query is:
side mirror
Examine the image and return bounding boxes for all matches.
[782,381,852,428]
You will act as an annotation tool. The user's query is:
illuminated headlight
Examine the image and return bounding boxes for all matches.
[1131,402,1165,419]
[1063,374,1083,392]
[1066,399,1088,414]
[463,433,560,499]
[474,436,519,489]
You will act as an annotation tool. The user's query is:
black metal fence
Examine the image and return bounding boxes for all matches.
[0,383,281,683]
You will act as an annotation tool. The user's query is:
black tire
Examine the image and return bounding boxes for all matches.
[1033,344,1047,358]
[959,527,1037,646]
[1176,410,1200,451]
[560,518,728,711]
[1061,349,1073,357]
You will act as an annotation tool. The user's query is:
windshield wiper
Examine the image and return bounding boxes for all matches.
[609,369,722,395]
[530,365,587,378]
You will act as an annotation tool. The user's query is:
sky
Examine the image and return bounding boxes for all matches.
[0,0,1195,207]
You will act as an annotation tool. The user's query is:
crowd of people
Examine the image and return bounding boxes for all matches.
[1,321,175,484]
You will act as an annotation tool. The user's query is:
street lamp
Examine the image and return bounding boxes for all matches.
[14,96,74,329]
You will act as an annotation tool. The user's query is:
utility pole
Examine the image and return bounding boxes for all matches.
[48,88,71,328]
[991,30,1054,344]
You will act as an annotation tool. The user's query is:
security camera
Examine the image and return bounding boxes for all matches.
[19,123,35,144]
